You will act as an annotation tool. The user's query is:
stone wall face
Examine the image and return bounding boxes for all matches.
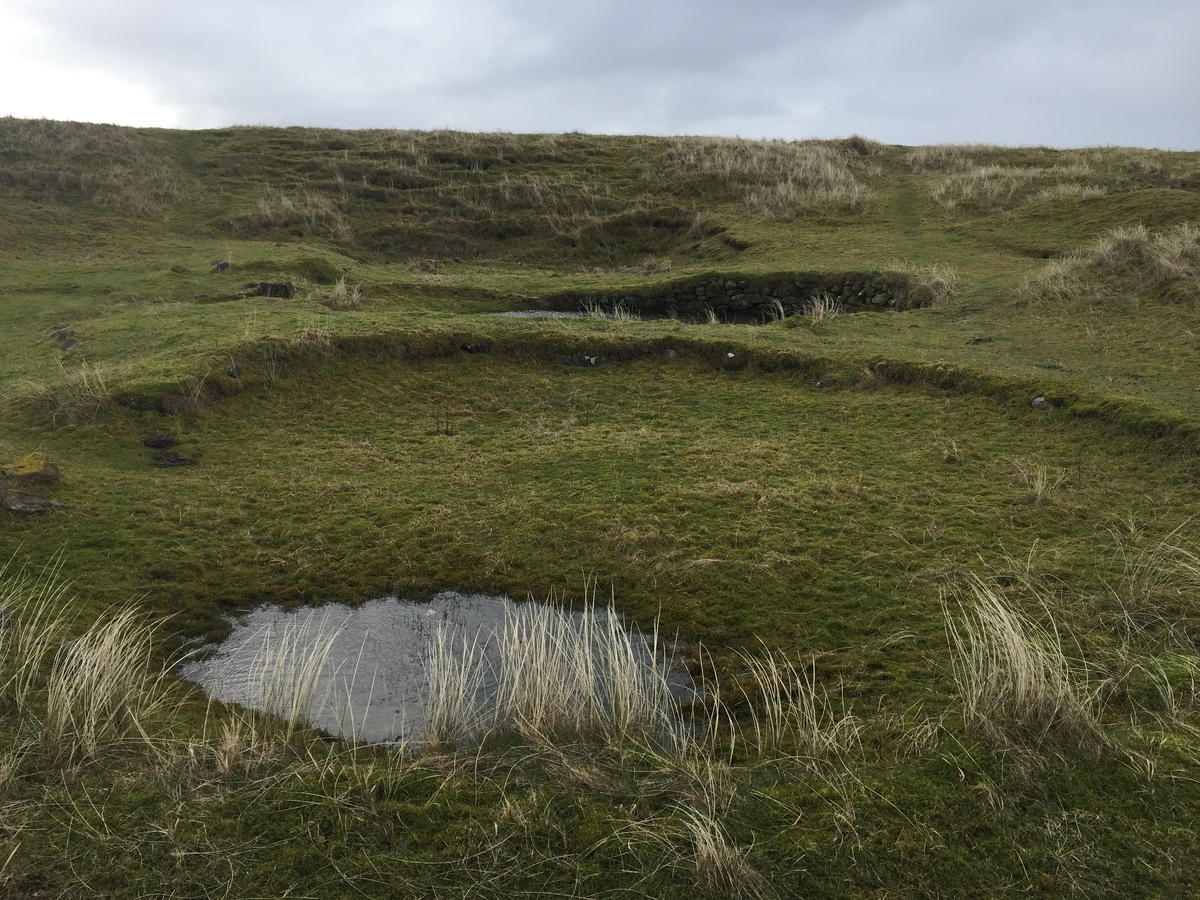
[542,271,918,322]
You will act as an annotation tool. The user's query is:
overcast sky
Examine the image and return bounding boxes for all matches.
[1,0,1196,148]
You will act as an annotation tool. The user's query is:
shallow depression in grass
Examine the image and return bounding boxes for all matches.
[180,592,693,746]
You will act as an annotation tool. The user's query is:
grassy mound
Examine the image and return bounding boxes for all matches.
[1026,223,1200,308]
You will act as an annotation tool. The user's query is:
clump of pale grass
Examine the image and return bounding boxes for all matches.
[0,555,74,714]
[803,291,841,322]
[759,297,787,324]
[581,299,640,321]
[1023,224,1200,308]
[491,599,678,746]
[738,649,860,763]
[44,606,173,763]
[242,609,347,743]
[20,360,111,425]
[423,622,487,747]
[1012,459,1067,506]
[324,276,364,310]
[637,255,674,275]
[1,558,176,764]
[942,575,1106,752]
[903,143,1006,175]
[1028,183,1106,204]
[423,594,683,750]
[1103,519,1200,647]
[893,262,958,306]
[663,137,872,218]
[674,801,765,898]
[929,163,1097,216]
[233,189,351,241]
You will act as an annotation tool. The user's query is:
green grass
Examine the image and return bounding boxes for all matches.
[2,119,1200,897]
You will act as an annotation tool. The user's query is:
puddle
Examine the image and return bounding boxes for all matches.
[180,592,693,747]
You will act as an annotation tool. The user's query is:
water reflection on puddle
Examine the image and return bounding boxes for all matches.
[180,592,692,747]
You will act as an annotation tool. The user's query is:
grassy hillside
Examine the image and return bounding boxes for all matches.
[2,118,1200,897]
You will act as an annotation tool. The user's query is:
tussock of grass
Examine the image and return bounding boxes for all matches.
[231,188,351,241]
[1012,459,1067,506]
[245,609,346,742]
[18,361,111,425]
[1,561,174,764]
[1025,223,1200,308]
[930,163,1099,217]
[907,143,1200,218]
[942,575,1106,753]
[425,597,681,749]
[738,650,860,763]
[323,276,365,310]
[44,606,171,763]
[663,136,873,218]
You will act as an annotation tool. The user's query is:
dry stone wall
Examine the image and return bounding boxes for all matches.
[541,271,918,322]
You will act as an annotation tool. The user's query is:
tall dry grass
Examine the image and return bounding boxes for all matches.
[942,575,1105,752]
[0,116,183,217]
[1024,223,1200,308]
[423,597,682,749]
[44,606,172,763]
[0,556,73,715]
[232,189,352,241]
[19,360,111,425]
[663,137,873,218]
[0,558,175,763]
[241,609,347,743]
[908,143,1200,216]
[928,163,1098,217]
[737,649,860,763]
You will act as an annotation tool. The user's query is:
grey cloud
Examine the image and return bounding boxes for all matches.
[8,0,1199,146]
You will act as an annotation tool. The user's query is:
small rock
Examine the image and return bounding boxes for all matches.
[154,450,198,468]
[663,349,677,359]
[563,353,605,367]
[815,379,832,388]
[143,434,177,449]
[1,452,61,486]
[2,493,66,515]
[1031,396,1054,411]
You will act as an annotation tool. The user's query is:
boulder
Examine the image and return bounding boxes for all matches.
[2,492,66,515]
[1,452,61,486]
